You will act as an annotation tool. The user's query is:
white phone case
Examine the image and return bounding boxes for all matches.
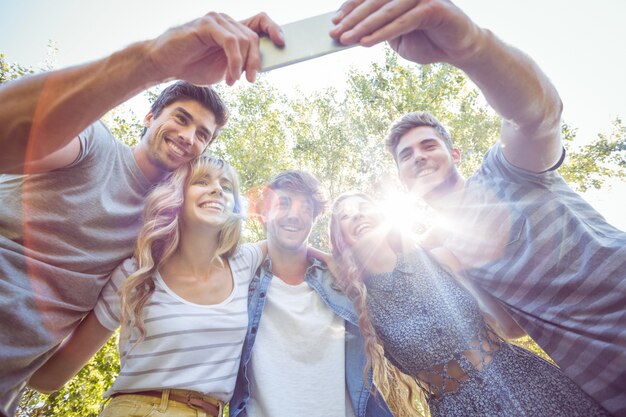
[260,11,355,72]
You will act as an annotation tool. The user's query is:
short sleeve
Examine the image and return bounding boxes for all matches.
[94,257,137,331]
[232,243,263,285]
[67,121,116,168]
[482,143,565,184]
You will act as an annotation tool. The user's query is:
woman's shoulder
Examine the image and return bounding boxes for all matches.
[232,242,262,258]
[229,242,264,270]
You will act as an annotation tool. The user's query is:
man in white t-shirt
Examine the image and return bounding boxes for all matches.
[231,170,392,417]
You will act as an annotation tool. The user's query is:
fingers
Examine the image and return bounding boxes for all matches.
[243,12,285,46]
[331,0,387,43]
[332,0,365,24]
[213,12,285,84]
[239,25,261,83]
[196,12,274,85]
[331,0,420,46]
[195,13,244,85]
[360,4,427,47]
[240,12,285,83]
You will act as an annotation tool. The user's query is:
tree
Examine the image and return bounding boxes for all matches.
[17,334,120,417]
[0,42,57,84]
[560,118,626,191]
[3,43,624,416]
[285,48,502,246]
[1,53,35,84]
[210,81,295,243]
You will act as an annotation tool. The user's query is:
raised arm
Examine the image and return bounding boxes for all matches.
[331,0,563,172]
[0,12,284,174]
[28,311,113,393]
[429,247,526,339]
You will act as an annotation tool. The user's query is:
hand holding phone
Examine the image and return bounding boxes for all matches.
[260,12,355,72]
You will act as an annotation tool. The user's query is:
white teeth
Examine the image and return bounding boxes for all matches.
[417,168,435,177]
[199,202,223,211]
[167,140,185,157]
[282,225,299,232]
[355,223,371,236]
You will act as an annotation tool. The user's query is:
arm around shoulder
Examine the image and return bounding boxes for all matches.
[28,310,114,393]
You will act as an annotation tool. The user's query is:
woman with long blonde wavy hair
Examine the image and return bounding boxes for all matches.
[326,191,610,417]
[29,155,265,417]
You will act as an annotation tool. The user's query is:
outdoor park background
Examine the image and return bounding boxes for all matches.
[2,0,624,228]
[1,0,624,415]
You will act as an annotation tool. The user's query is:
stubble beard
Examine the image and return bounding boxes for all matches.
[406,165,460,204]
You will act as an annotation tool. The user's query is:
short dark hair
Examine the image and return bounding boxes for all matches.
[386,111,453,163]
[142,81,228,142]
[264,170,327,219]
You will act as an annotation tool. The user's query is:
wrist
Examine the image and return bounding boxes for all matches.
[449,27,493,69]
[121,40,168,88]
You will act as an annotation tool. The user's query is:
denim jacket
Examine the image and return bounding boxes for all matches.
[230,256,393,417]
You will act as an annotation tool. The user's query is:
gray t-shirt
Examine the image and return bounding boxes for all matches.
[446,144,626,416]
[0,121,152,413]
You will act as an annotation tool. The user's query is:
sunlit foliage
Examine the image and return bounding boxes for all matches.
[2,44,623,416]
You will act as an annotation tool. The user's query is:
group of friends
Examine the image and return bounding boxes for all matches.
[1,1,624,416]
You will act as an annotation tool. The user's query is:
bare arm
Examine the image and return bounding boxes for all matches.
[0,44,154,174]
[429,247,526,339]
[455,30,563,173]
[27,311,114,393]
[0,12,284,174]
[470,286,527,340]
[331,0,563,172]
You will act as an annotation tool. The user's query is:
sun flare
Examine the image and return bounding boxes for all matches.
[377,190,460,238]
[377,190,427,234]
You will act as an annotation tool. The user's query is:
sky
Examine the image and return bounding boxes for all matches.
[0,0,624,229]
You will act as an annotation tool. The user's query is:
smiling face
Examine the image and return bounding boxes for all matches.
[395,126,462,201]
[181,165,236,229]
[137,99,218,181]
[264,189,315,252]
[334,194,383,250]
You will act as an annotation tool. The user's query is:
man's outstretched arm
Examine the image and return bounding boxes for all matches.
[0,12,284,174]
[331,0,563,172]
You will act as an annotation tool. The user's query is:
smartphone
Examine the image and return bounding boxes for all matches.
[260,11,354,72]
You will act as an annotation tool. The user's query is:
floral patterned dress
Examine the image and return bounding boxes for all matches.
[364,249,610,417]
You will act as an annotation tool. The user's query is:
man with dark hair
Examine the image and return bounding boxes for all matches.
[231,170,393,417]
[0,12,284,415]
[333,1,625,415]
[140,81,229,141]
